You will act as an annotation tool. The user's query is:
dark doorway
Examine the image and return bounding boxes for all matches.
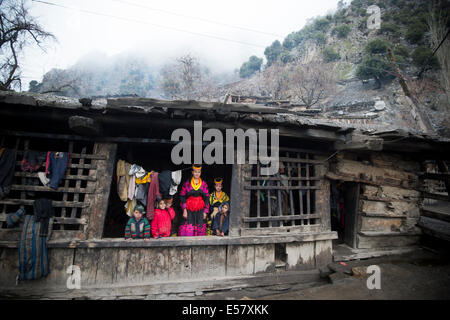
[103,142,232,238]
[330,181,360,248]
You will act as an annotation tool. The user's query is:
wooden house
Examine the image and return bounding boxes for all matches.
[0,91,449,299]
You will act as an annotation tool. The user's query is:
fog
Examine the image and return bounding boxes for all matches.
[21,0,342,86]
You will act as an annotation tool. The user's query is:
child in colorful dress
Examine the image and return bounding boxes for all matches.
[124,204,151,241]
[179,164,210,236]
[212,202,230,236]
[207,177,230,236]
[151,199,175,238]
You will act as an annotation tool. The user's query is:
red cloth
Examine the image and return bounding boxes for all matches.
[146,172,161,221]
[186,196,205,212]
[152,207,175,238]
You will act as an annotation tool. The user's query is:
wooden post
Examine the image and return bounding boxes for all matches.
[316,158,331,232]
[297,153,304,225]
[229,163,250,236]
[85,143,117,239]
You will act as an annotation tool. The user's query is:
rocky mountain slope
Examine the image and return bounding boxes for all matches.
[231,0,450,136]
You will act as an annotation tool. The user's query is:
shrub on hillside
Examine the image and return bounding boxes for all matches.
[412,46,440,70]
[323,46,341,62]
[405,22,428,44]
[333,24,351,38]
[365,38,389,54]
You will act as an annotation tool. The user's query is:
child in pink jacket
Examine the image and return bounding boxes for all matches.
[151,199,175,238]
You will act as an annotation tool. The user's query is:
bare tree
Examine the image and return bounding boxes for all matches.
[38,68,81,96]
[159,54,217,101]
[260,62,291,100]
[288,60,336,108]
[0,0,56,90]
[427,0,450,107]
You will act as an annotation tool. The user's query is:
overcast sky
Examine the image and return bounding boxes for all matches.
[21,0,343,87]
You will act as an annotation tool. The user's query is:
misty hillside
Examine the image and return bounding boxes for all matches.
[230,0,450,135]
[28,51,239,100]
[27,0,450,136]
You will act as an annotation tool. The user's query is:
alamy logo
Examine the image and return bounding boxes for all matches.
[66,265,81,289]
[366,265,381,290]
[367,5,381,30]
[171,121,280,175]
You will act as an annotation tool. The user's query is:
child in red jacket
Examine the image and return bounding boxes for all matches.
[151,199,175,238]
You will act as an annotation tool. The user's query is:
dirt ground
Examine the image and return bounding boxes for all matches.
[201,239,450,300]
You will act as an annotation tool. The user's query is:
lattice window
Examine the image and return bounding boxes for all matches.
[0,135,105,241]
[245,150,326,233]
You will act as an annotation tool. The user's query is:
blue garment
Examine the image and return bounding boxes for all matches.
[46,152,68,189]
[6,208,25,228]
[18,214,52,280]
[212,211,230,235]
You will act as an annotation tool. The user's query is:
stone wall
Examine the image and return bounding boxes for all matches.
[330,151,422,249]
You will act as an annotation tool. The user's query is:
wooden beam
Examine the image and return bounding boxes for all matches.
[85,143,117,239]
[334,133,383,151]
[10,185,95,194]
[421,209,450,223]
[417,216,450,241]
[14,161,97,170]
[243,214,321,222]
[229,163,250,236]
[16,150,106,160]
[0,231,339,249]
[422,192,450,202]
[245,176,321,181]
[0,199,88,208]
[244,186,320,190]
[14,172,96,182]
[419,172,450,180]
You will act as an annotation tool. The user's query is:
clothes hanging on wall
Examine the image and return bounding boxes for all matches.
[128,174,136,201]
[43,151,69,190]
[135,172,151,184]
[6,207,25,228]
[0,148,17,199]
[135,183,148,207]
[158,170,172,198]
[159,170,182,199]
[129,164,146,178]
[18,203,53,281]
[33,198,54,237]
[125,198,137,217]
[21,150,46,197]
[116,159,131,202]
[146,172,161,221]
[170,170,182,196]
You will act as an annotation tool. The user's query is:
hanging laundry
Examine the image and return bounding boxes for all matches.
[33,198,54,237]
[129,164,146,178]
[169,170,182,196]
[125,198,137,217]
[159,170,182,198]
[135,171,151,184]
[18,205,53,281]
[5,207,25,228]
[0,148,17,199]
[158,170,172,198]
[21,150,46,197]
[116,160,131,202]
[146,171,161,221]
[128,174,136,201]
[135,183,148,207]
[39,152,69,190]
